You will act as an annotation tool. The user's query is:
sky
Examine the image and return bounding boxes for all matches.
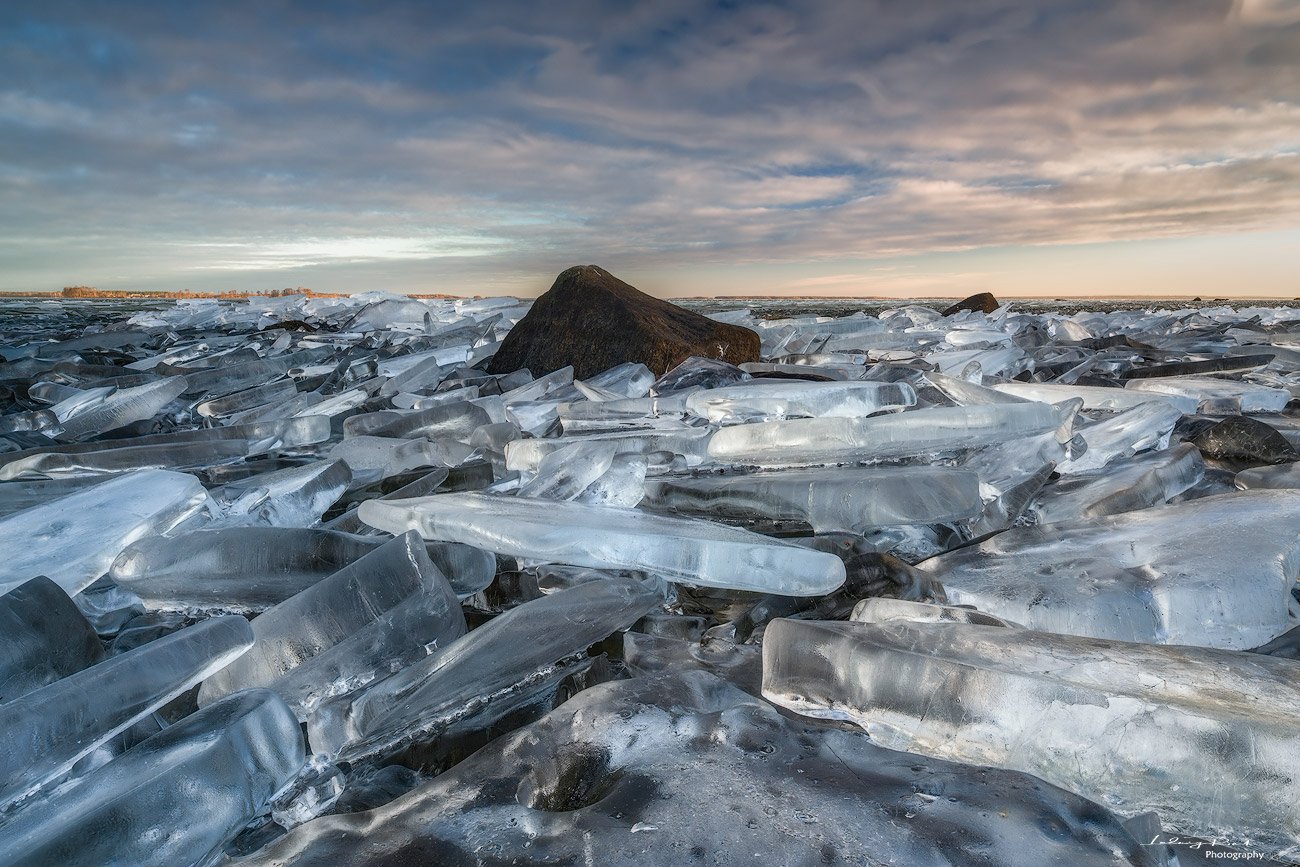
[1,0,1298,298]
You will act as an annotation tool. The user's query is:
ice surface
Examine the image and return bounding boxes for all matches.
[0,689,303,867]
[762,618,1300,860]
[707,402,1059,467]
[264,673,1159,867]
[198,532,466,717]
[359,492,847,595]
[917,490,1300,648]
[0,615,253,808]
[307,576,663,760]
[684,379,916,423]
[644,465,982,532]
[0,469,210,596]
[0,577,104,702]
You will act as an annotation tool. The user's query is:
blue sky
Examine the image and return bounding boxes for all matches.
[1,0,1298,297]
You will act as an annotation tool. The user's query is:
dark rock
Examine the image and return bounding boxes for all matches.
[1190,415,1298,468]
[487,266,761,379]
[942,292,1000,316]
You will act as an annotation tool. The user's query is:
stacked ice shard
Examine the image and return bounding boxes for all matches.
[3,291,1300,863]
[762,618,1300,858]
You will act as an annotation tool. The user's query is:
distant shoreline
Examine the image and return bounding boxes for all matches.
[2,290,1299,303]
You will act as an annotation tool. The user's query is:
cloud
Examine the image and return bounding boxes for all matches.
[0,0,1297,292]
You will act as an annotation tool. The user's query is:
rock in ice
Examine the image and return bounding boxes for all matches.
[0,469,210,596]
[917,490,1300,649]
[0,577,104,702]
[359,492,846,596]
[762,618,1300,860]
[0,689,303,867]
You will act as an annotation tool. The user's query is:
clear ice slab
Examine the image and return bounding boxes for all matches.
[0,615,253,809]
[0,469,209,597]
[1032,444,1205,523]
[359,492,847,595]
[307,576,663,761]
[762,618,1300,860]
[643,465,981,533]
[0,689,304,867]
[261,672,1159,867]
[112,527,494,613]
[916,490,1300,649]
[706,402,1059,467]
[684,380,916,423]
[197,532,466,718]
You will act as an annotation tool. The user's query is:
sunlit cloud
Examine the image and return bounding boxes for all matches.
[0,0,1297,294]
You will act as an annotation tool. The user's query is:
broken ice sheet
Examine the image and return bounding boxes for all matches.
[1032,444,1205,523]
[0,469,210,597]
[0,615,253,809]
[1126,375,1290,413]
[211,459,350,527]
[762,618,1300,861]
[684,379,916,423]
[706,402,1059,467]
[260,672,1158,867]
[360,491,846,596]
[1056,400,1183,474]
[644,464,982,533]
[112,527,494,613]
[0,689,303,867]
[198,531,466,718]
[307,575,663,761]
[917,490,1300,649]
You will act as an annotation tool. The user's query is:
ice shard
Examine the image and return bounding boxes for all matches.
[0,615,253,808]
[991,381,1198,413]
[1126,375,1290,413]
[504,427,713,474]
[360,492,846,595]
[329,435,468,485]
[684,380,916,423]
[0,689,304,867]
[1056,401,1182,474]
[762,618,1300,860]
[211,459,350,527]
[52,375,188,441]
[916,490,1300,648]
[0,469,210,596]
[112,526,491,612]
[644,465,982,533]
[707,402,1059,467]
[1032,444,1205,523]
[198,532,466,717]
[306,576,663,761]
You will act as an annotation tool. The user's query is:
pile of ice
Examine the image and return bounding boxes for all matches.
[0,291,1298,865]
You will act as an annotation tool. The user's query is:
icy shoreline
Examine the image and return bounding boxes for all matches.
[0,289,1297,865]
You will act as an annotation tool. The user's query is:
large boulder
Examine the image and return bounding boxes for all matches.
[487,266,761,379]
[942,292,1000,316]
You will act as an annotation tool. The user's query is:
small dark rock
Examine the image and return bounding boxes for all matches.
[942,292,1000,316]
[487,265,761,379]
[1190,415,1298,468]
